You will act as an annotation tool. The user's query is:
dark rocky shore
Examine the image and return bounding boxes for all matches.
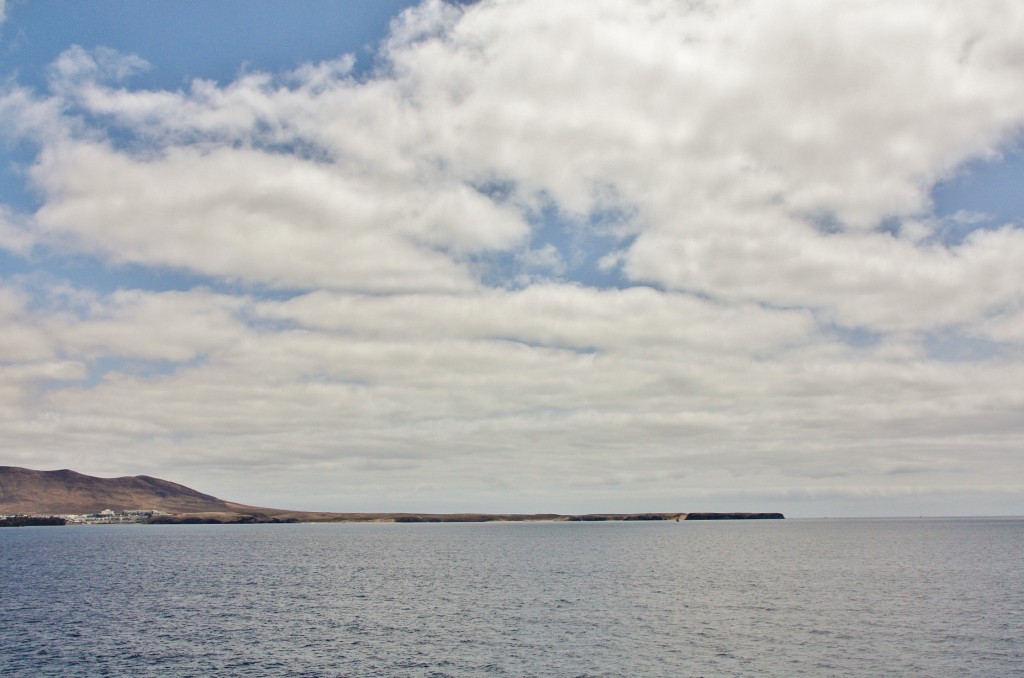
[685,512,786,520]
[147,511,784,524]
[0,515,67,527]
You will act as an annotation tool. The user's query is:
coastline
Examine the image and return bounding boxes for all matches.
[1,510,784,526]
[136,511,785,525]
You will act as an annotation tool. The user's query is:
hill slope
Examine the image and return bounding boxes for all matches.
[0,466,242,515]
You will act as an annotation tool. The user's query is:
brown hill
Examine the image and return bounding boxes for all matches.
[0,466,248,515]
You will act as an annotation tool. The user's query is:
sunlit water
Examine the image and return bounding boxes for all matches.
[1,518,1021,676]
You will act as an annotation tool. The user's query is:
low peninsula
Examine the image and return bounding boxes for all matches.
[0,466,783,524]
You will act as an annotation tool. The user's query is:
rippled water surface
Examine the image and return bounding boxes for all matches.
[2,518,1022,676]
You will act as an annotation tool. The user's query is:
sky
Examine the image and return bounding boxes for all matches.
[1,0,1023,518]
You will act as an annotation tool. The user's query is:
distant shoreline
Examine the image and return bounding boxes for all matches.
[148,511,784,524]
[2,511,785,526]
[0,468,786,525]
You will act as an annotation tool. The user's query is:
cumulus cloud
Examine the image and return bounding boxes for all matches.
[1,0,1024,514]
[6,0,1024,325]
[30,142,517,292]
[377,0,1024,330]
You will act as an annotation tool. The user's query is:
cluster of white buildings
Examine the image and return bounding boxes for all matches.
[61,509,170,525]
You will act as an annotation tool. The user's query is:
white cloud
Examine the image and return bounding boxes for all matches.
[0,286,54,362]
[8,0,1024,328]
[2,278,1021,513]
[0,206,36,256]
[30,141,518,292]
[378,0,1024,330]
[47,45,150,92]
[2,1,1024,514]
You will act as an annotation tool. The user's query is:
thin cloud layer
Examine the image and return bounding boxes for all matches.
[1,0,1023,515]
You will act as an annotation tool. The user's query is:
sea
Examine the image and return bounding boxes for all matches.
[1,518,1021,677]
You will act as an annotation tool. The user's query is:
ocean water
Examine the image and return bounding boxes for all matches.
[1,518,1021,677]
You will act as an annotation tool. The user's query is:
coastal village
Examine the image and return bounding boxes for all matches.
[61,509,171,524]
[0,509,170,526]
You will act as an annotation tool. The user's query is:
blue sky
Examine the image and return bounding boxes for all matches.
[0,1,416,217]
[1,0,1023,517]
[2,1,414,86]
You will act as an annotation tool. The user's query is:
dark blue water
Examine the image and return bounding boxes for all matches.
[1,518,1022,677]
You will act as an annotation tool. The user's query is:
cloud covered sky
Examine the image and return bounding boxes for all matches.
[1,0,1023,516]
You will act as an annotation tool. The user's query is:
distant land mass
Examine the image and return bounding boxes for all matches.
[0,466,244,514]
[0,467,783,523]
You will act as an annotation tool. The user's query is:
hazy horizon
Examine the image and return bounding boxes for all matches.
[1,1,1023,518]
